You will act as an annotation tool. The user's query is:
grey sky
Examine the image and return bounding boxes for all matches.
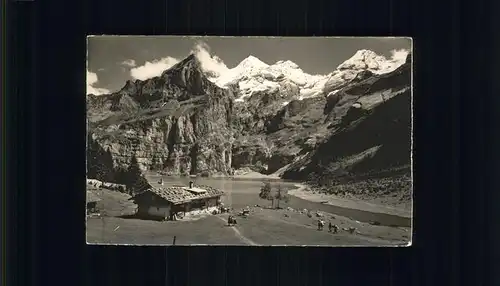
[87,36,411,93]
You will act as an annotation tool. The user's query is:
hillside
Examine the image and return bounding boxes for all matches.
[87,50,412,201]
[282,55,412,205]
[87,54,236,177]
[283,54,411,178]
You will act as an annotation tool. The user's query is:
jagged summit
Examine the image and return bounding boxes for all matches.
[211,55,327,101]
[87,43,412,220]
[321,49,409,95]
[337,49,388,71]
[207,49,410,102]
[274,60,299,69]
[244,55,261,61]
[161,53,201,76]
[337,49,408,75]
[236,55,269,70]
[109,48,409,104]
[186,53,197,61]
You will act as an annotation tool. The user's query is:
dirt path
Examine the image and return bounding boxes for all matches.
[216,217,259,246]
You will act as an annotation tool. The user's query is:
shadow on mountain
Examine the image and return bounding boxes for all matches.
[282,60,411,184]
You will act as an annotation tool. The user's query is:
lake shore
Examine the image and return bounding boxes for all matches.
[147,171,411,220]
[208,168,282,180]
[230,170,281,180]
[154,170,284,181]
[288,184,412,219]
[87,188,410,246]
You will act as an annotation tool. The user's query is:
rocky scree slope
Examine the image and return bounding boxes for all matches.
[282,54,412,199]
[87,50,411,186]
[228,52,411,176]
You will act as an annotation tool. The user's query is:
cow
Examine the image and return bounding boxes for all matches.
[317,219,325,231]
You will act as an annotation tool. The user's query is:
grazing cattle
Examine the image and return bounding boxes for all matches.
[238,209,250,217]
[317,220,325,231]
[227,215,237,226]
[329,224,339,233]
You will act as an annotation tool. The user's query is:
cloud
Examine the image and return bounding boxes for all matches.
[130,57,180,80]
[121,59,137,68]
[190,41,229,77]
[128,42,230,81]
[87,70,110,95]
[390,49,409,63]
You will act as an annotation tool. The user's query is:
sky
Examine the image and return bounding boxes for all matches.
[87,36,411,95]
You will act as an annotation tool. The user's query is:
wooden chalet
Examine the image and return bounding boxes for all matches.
[129,178,225,221]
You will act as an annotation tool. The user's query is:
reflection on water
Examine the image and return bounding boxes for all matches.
[152,176,411,227]
[151,175,296,207]
[154,176,296,191]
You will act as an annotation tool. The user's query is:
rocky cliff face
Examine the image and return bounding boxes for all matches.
[282,54,412,183]
[87,51,412,184]
[229,59,412,176]
[87,55,235,176]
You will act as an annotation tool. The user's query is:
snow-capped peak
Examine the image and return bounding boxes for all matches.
[208,49,408,103]
[336,49,407,74]
[274,60,299,70]
[214,55,269,87]
[212,55,327,101]
[321,49,409,95]
[337,50,386,70]
[237,55,269,70]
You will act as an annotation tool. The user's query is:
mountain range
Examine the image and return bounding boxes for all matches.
[87,49,412,198]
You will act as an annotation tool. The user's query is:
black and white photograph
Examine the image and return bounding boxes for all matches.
[86,36,413,246]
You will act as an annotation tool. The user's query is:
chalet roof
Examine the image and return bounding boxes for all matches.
[86,191,101,203]
[130,184,224,205]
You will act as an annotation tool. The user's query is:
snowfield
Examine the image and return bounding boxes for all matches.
[200,49,409,102]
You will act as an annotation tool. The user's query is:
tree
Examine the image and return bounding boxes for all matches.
[150,154,160,170]
[86,135,104,179]
[101,147,115,182]
[259,181,275,208]
[86,136,115,182]
[128,154,142,177]
[125,154,149,195]
[274,184,290,209]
